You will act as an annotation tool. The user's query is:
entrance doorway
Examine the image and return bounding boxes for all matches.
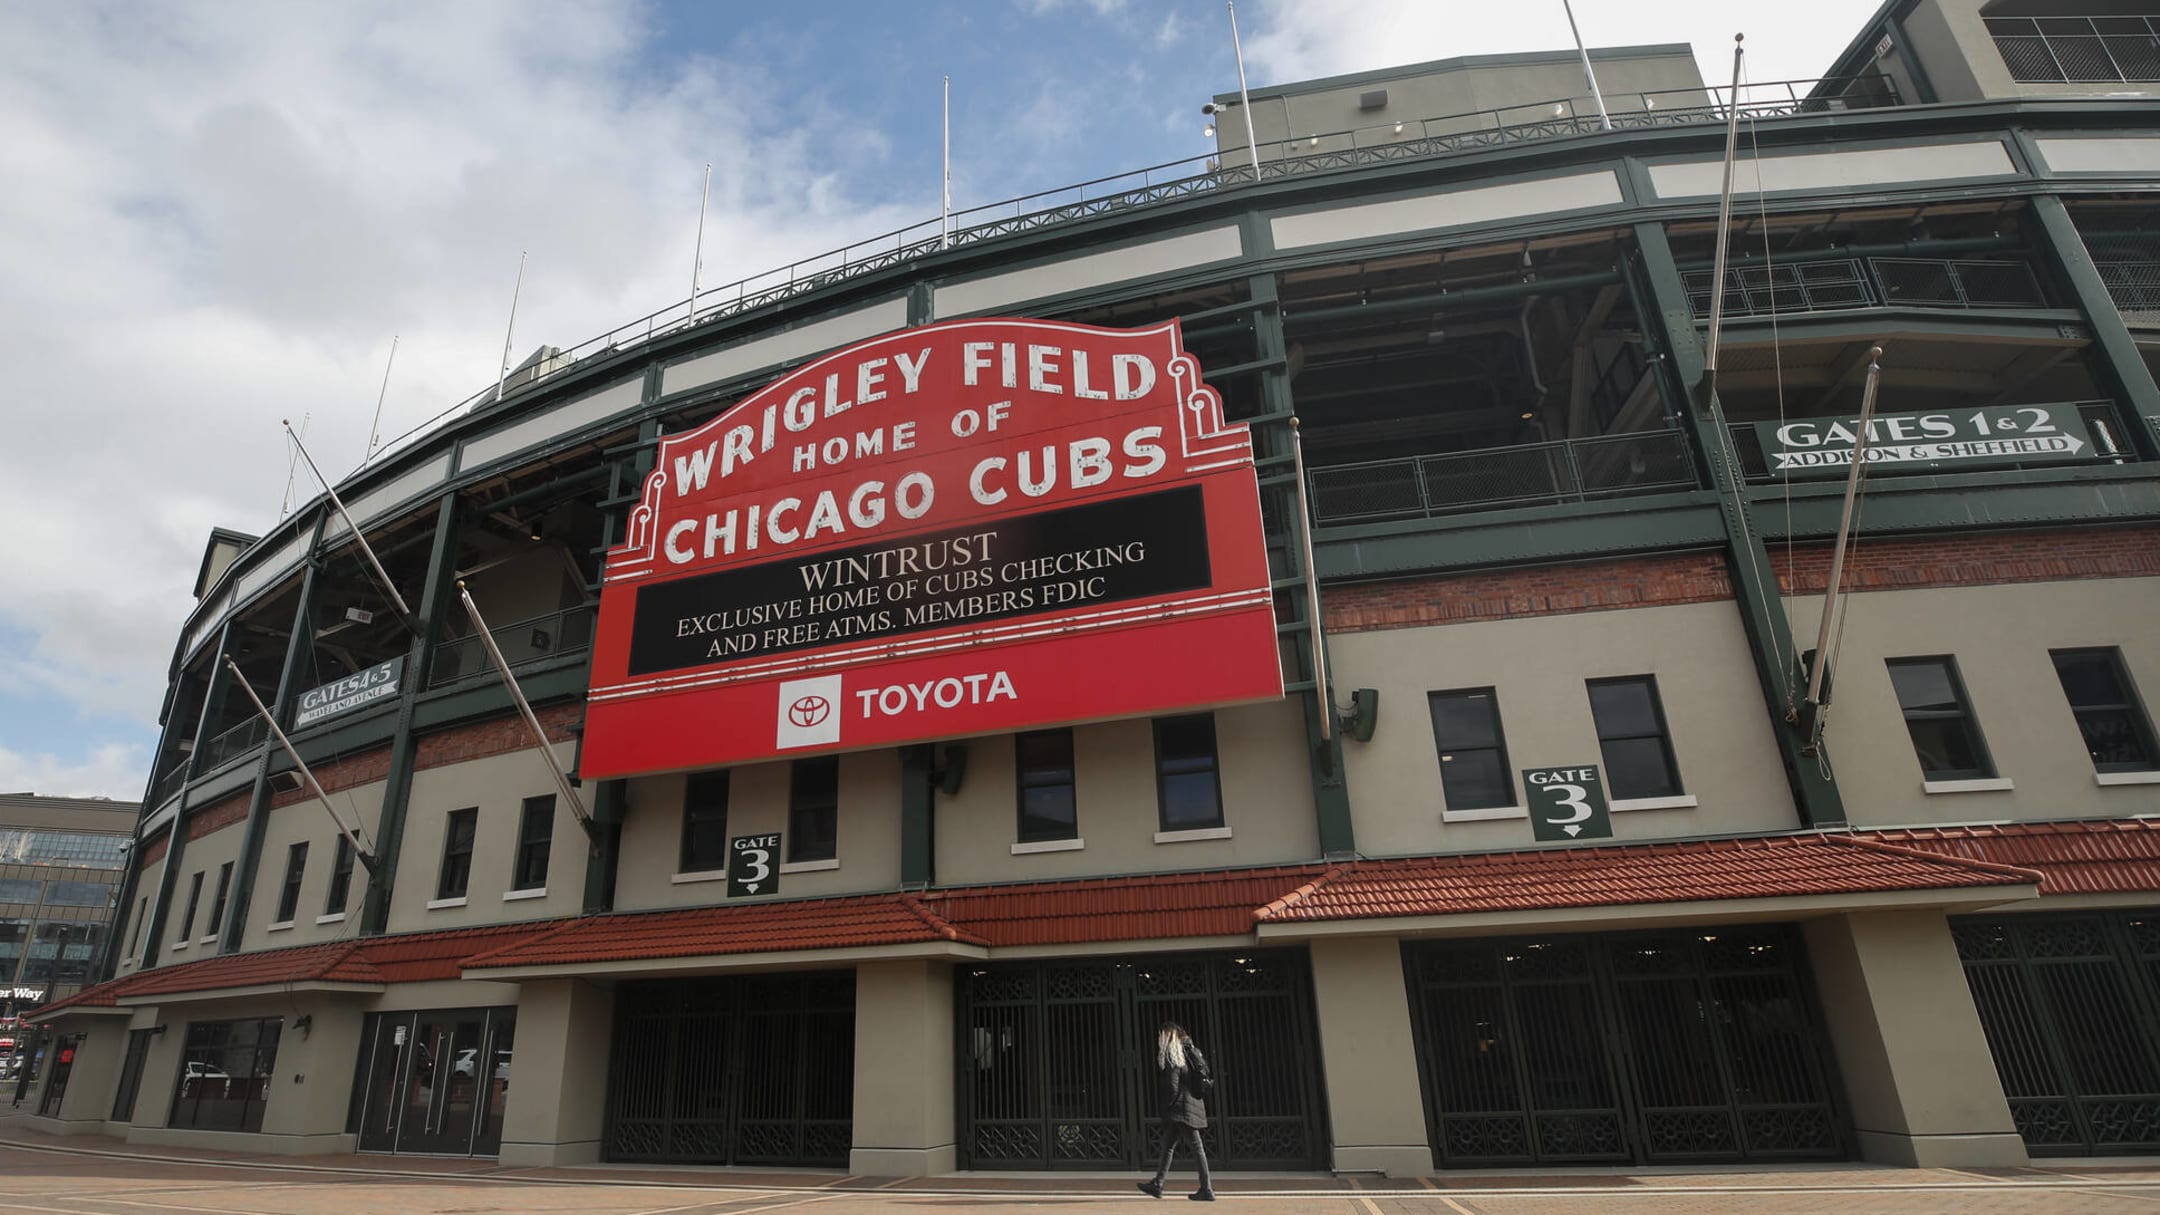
[1954,911,2160,1155]
[353,1007,515,1156]
[957,948,1328,1170]
[1404,924,1846,1165]
[602,970,856,1167]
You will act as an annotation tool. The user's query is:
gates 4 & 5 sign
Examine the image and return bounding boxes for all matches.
[1525,766,1613,842]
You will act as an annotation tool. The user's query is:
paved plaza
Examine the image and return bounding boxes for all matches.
[5,1114,2160,1215]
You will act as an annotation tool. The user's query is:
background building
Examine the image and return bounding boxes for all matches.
[24,0,2160,1175]
[1,793,135,1086]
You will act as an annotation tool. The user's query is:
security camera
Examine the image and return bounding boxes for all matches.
[1202,102,1230,116]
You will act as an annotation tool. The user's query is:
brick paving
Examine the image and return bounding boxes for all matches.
[5,1113,2160,1215]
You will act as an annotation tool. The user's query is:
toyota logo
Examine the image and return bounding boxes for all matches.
[788,695,831,727]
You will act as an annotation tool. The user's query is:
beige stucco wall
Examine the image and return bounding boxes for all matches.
[935,703,1321,886]
[1308,936,1432,1177]
[386,741,591,933]
[111,993,365,1154]
[850,959,957,1175]
[498,977,612,1167]
[163,822,248,959]
[237,778,386,952]
[1330,599,1800,858]
[48,1017,127,1126]
[1803,909,2026,1167]
[1791,577,2160,827]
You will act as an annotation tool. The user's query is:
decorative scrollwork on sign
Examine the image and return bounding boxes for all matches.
[1052,1122,1125,1161]
[801,1123,853,1164]
[668,1122,727,1160]
[970,968,1038,1005]
[2087,1100,2160,1146]
[1228,1119,1311,1162]
[1640,1110,1736,1156]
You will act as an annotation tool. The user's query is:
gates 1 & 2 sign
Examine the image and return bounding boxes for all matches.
[580,318,1283,777]
[1756,404,2091,477]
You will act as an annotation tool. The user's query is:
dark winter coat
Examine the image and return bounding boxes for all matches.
[1154,1041,1211,1129]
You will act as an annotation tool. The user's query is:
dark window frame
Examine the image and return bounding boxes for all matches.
[324,835,355,916]
[1015,728,1080,843]
[2051,647,2160,774]
[1586,675,1685,800]
[167,1017,282,1133]
[1427,688,1516,813]
[204,862,233,941]
[111,1027,156,1122]
[787,758,840,863]
[177,871,205,943]
[511,795,555,892]
[274,841,308,925]
[438,807,479,900]
[1152,713,1225,832]
[679,770,732,873]
[1887,655,1996,780]
[129,895,148,959]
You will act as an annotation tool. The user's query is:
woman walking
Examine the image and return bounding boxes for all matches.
[1137,1021,1215,1201]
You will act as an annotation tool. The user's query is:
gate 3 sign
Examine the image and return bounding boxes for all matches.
[1756,403,2090,477]
[1526,766,1613,843]
[581,318,1283,777]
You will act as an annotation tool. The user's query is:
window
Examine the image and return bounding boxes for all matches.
[1153,714,1224,831]
[40,880,115,908]
[511,796,554,891]
[112,1028,156,1122]
[177,871,205,942]
[1015,729,1079,842]
[679,770,731,873]
[324,835,355,915]
[204,863,233,939]
[129,896,148,959]
[788,758,839,863]
[438,808,478,899]
[1987,17,2160,85]
[274,842,308,924]
[0,878,40,904]
[168,1017,281,1133]
[2052,648,2159,773]
[1588,676,1683,800]
[0,828,129,869]
[0,918,26,984]
[1427,689,1514,811]
[23,921,105,984]
[1887,657,1993,779]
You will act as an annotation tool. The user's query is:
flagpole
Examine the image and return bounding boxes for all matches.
[1288,418,1332,743]
[942,76,953,250]
[221,657,379,873]
[457,582,597,842]
[1704,34,1745,382]
[691,163,711,322]
[1227,2,1262,177]
[364,335,398,464]
[283,419,415,623]
[1561,0,1612,130]
[495,251,526,404]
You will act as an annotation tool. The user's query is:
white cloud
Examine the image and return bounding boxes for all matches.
[1240,0,1886,98]
[0,1,920,731]
[0,742,149,802]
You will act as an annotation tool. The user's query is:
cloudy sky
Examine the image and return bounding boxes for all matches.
[0,0,1880,799]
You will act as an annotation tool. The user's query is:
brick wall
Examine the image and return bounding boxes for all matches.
[269,745,394,809]
[1324,527,2160,635]
[138,828,169,869]
[184,792,252,840]
[412,702,582,770]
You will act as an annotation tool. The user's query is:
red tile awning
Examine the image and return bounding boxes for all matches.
[1252,833,2040,926]
[1867,818,2160,896]
[460,892,986,972]
[921,865,1328,947]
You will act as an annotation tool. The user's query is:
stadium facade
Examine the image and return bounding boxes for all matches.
[25,0,2160,1176]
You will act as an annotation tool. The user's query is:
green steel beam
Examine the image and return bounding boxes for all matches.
[2032,194,2160,462]
[1633,222,1846,827]
[361,494,464,935]
[138,622,235,969]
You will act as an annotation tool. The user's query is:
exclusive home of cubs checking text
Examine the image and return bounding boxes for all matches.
[25,0,2160,1177]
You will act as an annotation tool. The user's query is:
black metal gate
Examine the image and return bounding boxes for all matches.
[603,970,855,1166]
[1953,911,2160,1155]
[1404,924,1845,1166]
[958,948,1327,1170]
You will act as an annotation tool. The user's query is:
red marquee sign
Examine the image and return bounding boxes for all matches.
[580,318,1283,777]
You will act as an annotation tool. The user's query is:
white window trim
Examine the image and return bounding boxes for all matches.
[267,920,295,933]
[502,888,548,902]
[780,858,841,873]
[425,895,469,910]
[315,912,347,926]
[1611,794,1699,812]
[169,938,189,951]
[2097,770,2160,787]
[671,869,729,885]
[1922,777,2015,794]
[1012,837,1085,855]
[1441,805,1527,824]
[197,934,218,946]
[1154,826,1233,844]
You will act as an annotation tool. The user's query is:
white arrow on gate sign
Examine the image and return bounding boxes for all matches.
[745,882,761,892]
[1563,824,1582,836]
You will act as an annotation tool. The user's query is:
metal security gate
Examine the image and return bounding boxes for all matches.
[603,971,855,1166]
[958,949,1327,1170]
[1953,912,2160,1155]
[1404,924,1845,1166]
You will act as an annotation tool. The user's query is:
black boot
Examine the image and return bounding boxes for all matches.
[1137,1179,1163,1199]
[1188,1189,1216,1201]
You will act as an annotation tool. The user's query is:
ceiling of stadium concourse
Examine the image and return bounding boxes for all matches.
[1275,231,1657,465]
